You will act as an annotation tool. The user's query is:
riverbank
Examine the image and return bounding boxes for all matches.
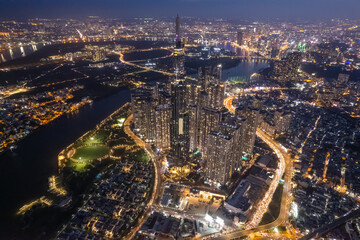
[0,89,131,235]
[0,40,172,70]
[53,103,153,240]
[0,101,139,239]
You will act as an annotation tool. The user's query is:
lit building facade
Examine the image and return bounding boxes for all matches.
[236,105,259,159]
[155,104,172,151]
[205,120,245,185]
[131,88,156,141]
[198,107,222,154]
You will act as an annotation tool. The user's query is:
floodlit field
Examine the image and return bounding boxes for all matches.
[68,161,88,172]
[84,130,109,145]
[72,145,109,162]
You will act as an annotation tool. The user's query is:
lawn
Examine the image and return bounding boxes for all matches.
[72,145,109,162]
[84,130,109,145]
[132,149,150,163]
[68,160,89,172]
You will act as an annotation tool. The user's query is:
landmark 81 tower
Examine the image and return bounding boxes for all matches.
[173,14,185,77]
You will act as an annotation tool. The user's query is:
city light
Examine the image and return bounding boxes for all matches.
[1,5,360,240]
[216,216,225,226]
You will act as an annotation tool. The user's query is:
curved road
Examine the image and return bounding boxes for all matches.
[115,50,197,81]
[124,114,163,239]
[119,55,293,239]
[213,130,293,240]
[215,97,293,240]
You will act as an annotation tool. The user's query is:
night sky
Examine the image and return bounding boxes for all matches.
[0,0,359,20]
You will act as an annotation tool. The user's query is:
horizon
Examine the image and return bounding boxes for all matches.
[1,0,360,20]
[1,0,360,239]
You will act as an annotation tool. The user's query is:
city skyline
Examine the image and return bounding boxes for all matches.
[1,4,360,239]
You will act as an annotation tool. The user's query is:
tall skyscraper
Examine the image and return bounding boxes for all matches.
[173,15,185,80]
[175,14,181,49]
[206,130,234,185]
[169,112,190,165]
[197,67,208,91]
[188,103,198,151]
[207,82,225,109]
[185,79,202,105]
[236,105,260,159]
[155,104,172,151]
[184,80,202,151]
[197,65,225,109]
[173,52,185,77]
[198,107,222,154]
[169,80,190,163]
[205,119,245,185]
[204,65,222,88]
[237,31,244,46]
[131,88,156,141]
[158,91,172,105]
[173,14,185,78]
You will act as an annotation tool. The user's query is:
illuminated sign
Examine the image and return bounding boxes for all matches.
[179,118,184,135]
[215,216,225,226]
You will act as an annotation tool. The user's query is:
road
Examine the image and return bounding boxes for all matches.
[223,88,288,111]
[120,49,293,239]
[124,114,163,239]
[213,130,293,240]
[215,97,294,240]
[116,50,174,77]
[115,49,197,81]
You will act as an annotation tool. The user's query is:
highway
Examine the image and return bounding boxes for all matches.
[120,49,294,239]
[213,130,293,240]
[115,49,198,81]
[124,114,163,239]
[215,96,294,240]
[116,50,174,77]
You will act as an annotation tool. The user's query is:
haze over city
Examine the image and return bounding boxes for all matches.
[1,0,360,19]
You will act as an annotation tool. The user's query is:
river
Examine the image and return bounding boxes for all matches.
[220,42,269,81]
[0,89,130,223]
[190,59,269,82]
[0,42,49,63]
[0,41,268,232]
[221,58,269,82]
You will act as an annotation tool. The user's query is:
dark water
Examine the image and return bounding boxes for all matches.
[0,41,170,225]
[221,59,269,82]
[0,43,48,63]
[190,59,269,82]
[123,49,171,61]
[0,40,171,68]
[0,89,130,222]
[190,43,269,81]
[220,43,269,81]
[0,41,268,233]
